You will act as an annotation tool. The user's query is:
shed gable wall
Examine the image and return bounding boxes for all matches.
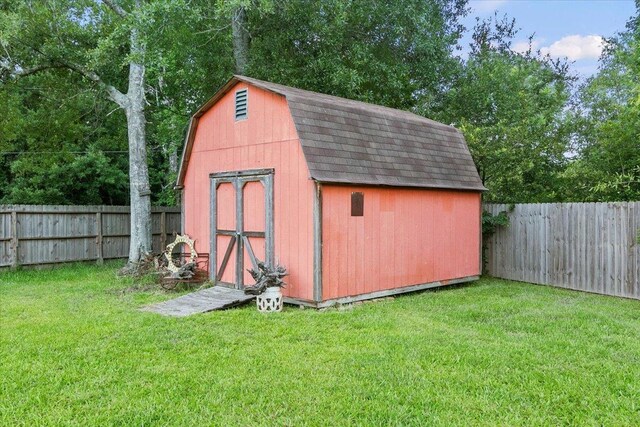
[182,83,315,300]
[321,185,481,300]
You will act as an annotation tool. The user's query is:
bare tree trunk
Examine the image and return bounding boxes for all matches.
[125,26,152,265]
[231,6,250,74]
[168,148,178,175]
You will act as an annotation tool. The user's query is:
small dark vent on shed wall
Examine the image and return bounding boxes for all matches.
[235,89,248,120]
[351,192,364,216]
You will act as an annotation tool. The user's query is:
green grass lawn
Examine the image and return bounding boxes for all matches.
[1,263,639,426]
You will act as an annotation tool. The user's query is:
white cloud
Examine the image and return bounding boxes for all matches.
[470,0,508,13]
[513,39,541,54]
[540,35,605,61]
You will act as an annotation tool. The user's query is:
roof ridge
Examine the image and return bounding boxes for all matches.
[234,75,458,133]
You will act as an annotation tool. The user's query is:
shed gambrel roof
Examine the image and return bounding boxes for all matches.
[176,76,486,191]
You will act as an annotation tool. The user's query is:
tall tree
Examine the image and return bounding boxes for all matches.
[563,4,640,201]
[241,0,467,110]
[231,5,250,74]
[1,0,152,266]
[437,15,575,202]
[1,0,236,208]
[136,0,232,204]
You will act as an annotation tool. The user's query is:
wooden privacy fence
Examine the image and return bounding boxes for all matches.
[485,202,640,300]
[0,205,181,268]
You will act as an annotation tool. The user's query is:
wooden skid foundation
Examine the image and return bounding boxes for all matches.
[285,275,480,308]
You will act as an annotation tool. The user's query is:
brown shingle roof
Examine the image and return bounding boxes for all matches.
[176,76,486,191]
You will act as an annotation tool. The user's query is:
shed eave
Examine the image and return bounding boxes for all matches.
[313,178,487,192]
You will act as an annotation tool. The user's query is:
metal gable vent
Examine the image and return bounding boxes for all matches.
[235,89,248,120]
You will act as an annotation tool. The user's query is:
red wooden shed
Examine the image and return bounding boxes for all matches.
[176,76,486,307]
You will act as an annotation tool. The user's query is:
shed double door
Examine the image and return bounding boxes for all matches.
[210,169,274,289]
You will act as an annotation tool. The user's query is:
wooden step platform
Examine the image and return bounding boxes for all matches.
[142,286,254,317]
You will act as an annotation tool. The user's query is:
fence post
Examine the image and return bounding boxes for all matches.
[96,212,103,265]
[10,210,18,269]
[479,196,483,275]
[160,210,167,251]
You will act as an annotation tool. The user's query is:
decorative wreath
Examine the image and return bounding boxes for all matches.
[164,234,198,273]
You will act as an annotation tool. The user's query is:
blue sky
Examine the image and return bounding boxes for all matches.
[462,0,637,78]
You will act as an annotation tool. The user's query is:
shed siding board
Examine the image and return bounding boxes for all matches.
[321,185,481,300]
[182,84,314,301]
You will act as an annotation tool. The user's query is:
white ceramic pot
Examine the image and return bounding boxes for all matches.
[256,287,283,312]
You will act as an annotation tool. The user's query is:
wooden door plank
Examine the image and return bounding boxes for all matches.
[216,236,236,282]
[243,235,260,271]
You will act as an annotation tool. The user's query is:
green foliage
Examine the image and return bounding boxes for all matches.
[2,264,640,425]
[481,207,511,273]
[5,149,129,205]
[1,1,638,205]
[481,209,510,236]
[2,0,468,206]
[1,0,233,205]
[561,7,640,202]
[142,0,235,204]
[436,15,575,203]
[0,74,129,204]
[1,0,131,204]
[246,0,467,110]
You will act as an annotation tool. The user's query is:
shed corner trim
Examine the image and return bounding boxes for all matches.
[312,181,323,302]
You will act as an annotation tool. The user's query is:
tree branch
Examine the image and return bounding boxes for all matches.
[62,61,128,107]
[1,56,128,108]
[101,0,128,18]
[1,60,64,77]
